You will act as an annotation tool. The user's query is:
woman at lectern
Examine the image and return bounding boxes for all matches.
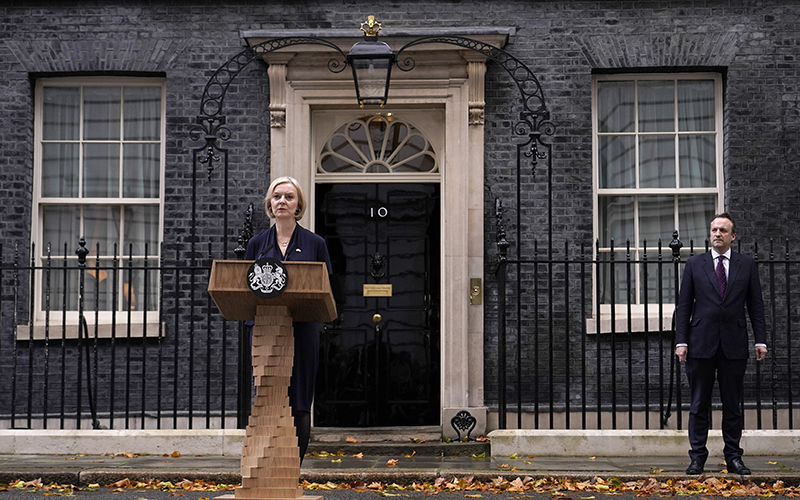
[245,176,332,465]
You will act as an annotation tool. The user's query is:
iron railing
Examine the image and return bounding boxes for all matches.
[3,233,797,430]
[492,228,799,430]
[0,240,249,430]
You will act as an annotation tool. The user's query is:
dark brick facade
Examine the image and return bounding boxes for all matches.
[1,1,799,428]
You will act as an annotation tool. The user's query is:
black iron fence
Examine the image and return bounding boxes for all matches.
[0,239,249,430]
[3,233,798,431]
[492,231,800,431]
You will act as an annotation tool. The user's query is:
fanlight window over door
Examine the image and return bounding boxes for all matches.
[318,114,438,174]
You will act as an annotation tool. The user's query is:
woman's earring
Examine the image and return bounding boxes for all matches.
[295,209,301,216]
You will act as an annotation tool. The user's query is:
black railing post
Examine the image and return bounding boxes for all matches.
[755,241,762,429]
[76,237,100,429]
[495,198,509,429]
[609,239,616,429]
[43,245,52,429]
[236,204,255,429]
[642,240,650,428]
[769,238,778,429]
[11,243,20,428]
[594,238,602,429]
[785,238,793,429]
[668,230,683,429]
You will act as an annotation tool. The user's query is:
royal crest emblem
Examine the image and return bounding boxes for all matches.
[247,257,288,298]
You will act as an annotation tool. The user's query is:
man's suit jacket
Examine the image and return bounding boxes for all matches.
[675,251,767,359]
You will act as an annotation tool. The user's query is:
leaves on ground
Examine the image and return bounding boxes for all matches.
[1,478,236,494]
[303,476,800,497]
[6,474,800,497]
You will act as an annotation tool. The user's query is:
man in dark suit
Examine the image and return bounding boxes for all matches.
[675,213,767,476]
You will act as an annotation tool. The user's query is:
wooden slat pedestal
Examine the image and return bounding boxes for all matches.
[217,305,321,500]
[209,261,335,500]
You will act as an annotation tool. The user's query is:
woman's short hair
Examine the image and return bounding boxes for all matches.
[264,176,306,221]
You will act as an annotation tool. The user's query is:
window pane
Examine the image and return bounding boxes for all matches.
[678,195,716,247]
[679,135,716,187]
[42,143,79,197]
[42,205,80,251]
[126,259,159,311]
[598,251,631,304]
[678,80,714,131]
[84,143,120,197]
[638,80,674,132]
[124,205,159,255]
[43,87,79,140]
[84,205,120,256]
[639,135,676,188]
[597,81,634,133]
[123,87,161,141]
[123,144,160,198]
[640,259,676,305]
[599,196,634,247]
[83,260,116,311]
[84,87,121,140]
[638,196,674,246]
[43,259,80,311]
[599,135,635,188]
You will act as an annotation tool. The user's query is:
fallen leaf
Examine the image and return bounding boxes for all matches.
[345,436,360,443]
[386,459,399,466]
[170,450,182,458]
[352,452,364,458]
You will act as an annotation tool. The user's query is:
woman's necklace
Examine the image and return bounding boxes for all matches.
[277,232,291,249]
[276,222,295,253]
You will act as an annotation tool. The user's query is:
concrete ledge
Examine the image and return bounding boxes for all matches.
[0,429,245,456]
[5,428,800,458]
[488,429,800,457]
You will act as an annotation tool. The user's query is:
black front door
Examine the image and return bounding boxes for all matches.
[314,183,440,427]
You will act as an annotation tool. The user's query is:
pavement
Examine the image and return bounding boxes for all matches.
[2,451,800,487]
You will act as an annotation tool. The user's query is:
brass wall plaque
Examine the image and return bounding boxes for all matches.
[363,284,392,297]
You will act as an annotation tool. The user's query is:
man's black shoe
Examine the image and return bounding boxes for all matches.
[727,457,751,475]
[686,459,704,475]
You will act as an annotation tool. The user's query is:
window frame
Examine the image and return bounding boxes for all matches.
[591,72,724,329]
[28,76,166,336]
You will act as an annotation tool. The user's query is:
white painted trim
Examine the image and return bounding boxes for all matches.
[260,36,493,432]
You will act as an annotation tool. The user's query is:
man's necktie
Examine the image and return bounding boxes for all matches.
[716,256,727,297]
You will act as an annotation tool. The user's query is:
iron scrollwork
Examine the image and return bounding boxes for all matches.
[190,37,349,180]
[450,410,477,441]
[394,35,555,172]
[234,203,254,259]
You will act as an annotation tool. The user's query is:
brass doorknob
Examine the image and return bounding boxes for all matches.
[372,313,382,324]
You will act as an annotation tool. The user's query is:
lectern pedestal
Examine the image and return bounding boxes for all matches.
[208,260,336,500]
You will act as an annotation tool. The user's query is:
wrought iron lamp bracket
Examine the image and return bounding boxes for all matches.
[190,37,350,179]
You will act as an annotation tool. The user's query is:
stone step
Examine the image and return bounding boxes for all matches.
[307,441,489,457]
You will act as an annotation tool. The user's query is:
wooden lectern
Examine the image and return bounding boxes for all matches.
[208,260,336,500]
